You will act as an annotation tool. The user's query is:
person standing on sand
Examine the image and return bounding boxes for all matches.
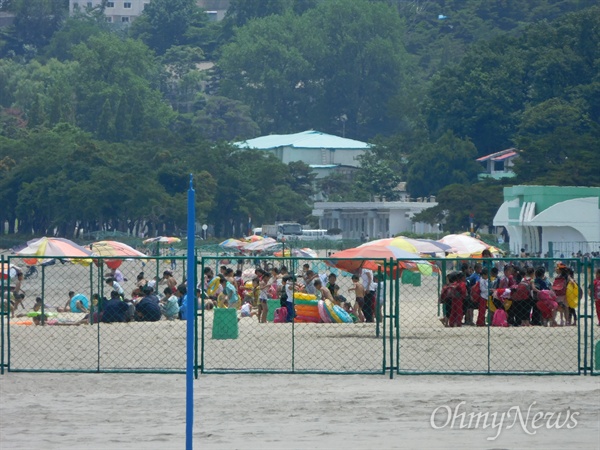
[360,267,375,322]
[349,274,366,323]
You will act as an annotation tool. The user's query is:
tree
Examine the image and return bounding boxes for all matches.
[513,98,600,186]
[354,150,403,201]
[413,181,504,233]
[6,0,69,54]
[130,0,207,55]
[406,131,480,198]
[190,96,260,141]
[70,33,174,140]
[219,0,411,138]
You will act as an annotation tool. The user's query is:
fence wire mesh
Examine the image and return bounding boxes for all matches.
[199,256,386,374]
[3,255,188,372]
[395,257,583,374]
[1,253,597,376]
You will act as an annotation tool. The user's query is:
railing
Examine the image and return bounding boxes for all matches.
[1,254,597,376]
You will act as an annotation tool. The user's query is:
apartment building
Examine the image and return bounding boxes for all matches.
[70,0,148,23]
[70,0,229,23]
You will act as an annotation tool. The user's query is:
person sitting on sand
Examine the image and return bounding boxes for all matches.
[58,291,89,313]
[15,295,42,319]
[239,298,257,319]
[135,286,161,322]
[160,287,179,320]
[102,290,131,323]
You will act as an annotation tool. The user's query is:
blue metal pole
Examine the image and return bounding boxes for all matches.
[186,174,196,450]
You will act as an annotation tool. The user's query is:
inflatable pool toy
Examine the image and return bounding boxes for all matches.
[70,294,90,313]
[332,304,353,323]
[294,315,321,323]
[318,300,333,323]
[207,277,220,296]
[323,299,353,323]
[293,293,317,300]
[26,311,58,318]
[294,299,321,322]
[324,299,342,323]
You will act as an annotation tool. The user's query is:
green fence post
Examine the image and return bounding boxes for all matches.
[1,254,4,375]
[388,259,394,379]
[40,264,46,326]
[580,258,587,374]
[200,257,207,375]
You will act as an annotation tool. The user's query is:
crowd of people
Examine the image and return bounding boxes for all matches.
[439,256,600,328]
[199,262,383,324]
[5,253,600,329]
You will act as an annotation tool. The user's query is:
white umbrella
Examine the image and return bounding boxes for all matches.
[243,237,279,252]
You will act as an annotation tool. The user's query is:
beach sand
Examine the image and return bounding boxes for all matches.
[1,372,599,449]
[1,254,599,448]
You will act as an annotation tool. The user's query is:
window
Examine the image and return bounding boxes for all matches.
[124,2,131,8]
[121,16,130,22]
[87,1,92,7]
[105,16,113,22]
[73,2,79,8]
[106,2,114,7]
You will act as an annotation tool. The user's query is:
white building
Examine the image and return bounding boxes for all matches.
[70,0,229,23]
[235,130,370,171]
[312,200,438,240]
[493,185,600,256]
[476,148,518,180]
[70,0,148,23]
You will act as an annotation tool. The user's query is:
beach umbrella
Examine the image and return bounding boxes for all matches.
[219,238,245,249]
[328,244,438,276]
[243,234,263,242]
[243,237,279,252]
[411,239,454,255]
[438,234,502,258]
[362,237,452,257]
[143,236,181,245]
[15,237,93,266]
[293,248,318,258]
[88,240,147,269]
[1,262,21,279]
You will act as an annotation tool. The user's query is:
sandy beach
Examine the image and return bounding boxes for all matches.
[1,372,599,449]
[1,254,599,448]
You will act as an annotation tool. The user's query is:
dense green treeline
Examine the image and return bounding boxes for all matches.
[0,0,598,237]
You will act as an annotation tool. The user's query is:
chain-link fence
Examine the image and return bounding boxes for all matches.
[198,256,387,374]
[1,254,597,376]
[396,258,587,374]
[1,255,188,373]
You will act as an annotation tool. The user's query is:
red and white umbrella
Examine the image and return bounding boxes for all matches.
[1,262,21,279]
[15,237,93,265]
[88,240,147,269]
[438,234,502,258]
[219,238,246,249]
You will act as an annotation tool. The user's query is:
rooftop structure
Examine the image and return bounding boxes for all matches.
[493,185,600,256]
[313,200,438,240]
[235,130,370,169]
[476,148,518,180]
